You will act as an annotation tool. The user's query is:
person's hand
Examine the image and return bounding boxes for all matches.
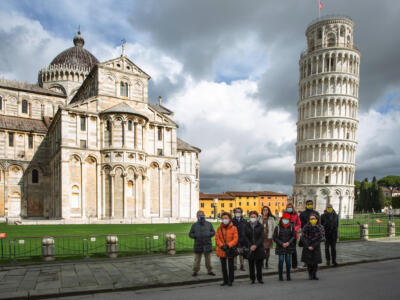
[250,245,257,251]
[222,245,229,251]
[308,246,314,251]
[283,242,289,248]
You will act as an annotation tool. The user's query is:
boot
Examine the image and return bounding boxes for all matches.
[265,261,269,269]
[287,272,291,281]
[279,272,284,281]
[307,265,313,280]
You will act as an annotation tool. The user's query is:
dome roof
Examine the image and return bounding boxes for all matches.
[50,31,99,70]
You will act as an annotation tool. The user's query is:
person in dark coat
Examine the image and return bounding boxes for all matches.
[300,200,320,229]
[321,204,339,266]
[243,211,265,284]
[273,212,296,281]
[189,210,216,276]
[301,213,325,280]
[232,207,247,271]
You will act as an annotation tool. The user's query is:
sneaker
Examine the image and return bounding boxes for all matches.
[220,282,228,286]
[208,272,216,276]
[258,280,264,284]
[192,272,197,277]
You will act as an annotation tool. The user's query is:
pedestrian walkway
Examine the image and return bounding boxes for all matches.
[1,238,400,299]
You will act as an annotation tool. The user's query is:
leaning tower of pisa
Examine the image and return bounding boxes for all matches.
[293,16,361,218]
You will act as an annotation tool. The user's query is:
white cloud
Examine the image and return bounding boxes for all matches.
[167,78,297,180]
[0,11,70,82]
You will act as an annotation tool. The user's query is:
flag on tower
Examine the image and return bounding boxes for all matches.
[319,0,323,10]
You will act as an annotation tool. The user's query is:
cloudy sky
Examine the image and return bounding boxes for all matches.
[0,0,399,194]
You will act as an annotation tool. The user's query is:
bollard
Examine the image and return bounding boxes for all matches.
[360,224,369,241]
[42,237,55,261]
[106,235,118,258]
[387,222,396,238]
[165,233,176,255]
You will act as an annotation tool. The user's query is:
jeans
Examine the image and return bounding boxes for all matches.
[193,253,212,273]
[248,259,263,282]
[278,254,291,276]
[220,257,234,284]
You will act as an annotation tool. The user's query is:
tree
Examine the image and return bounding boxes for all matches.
[393,196,400,209]
[354,180,361,211]
[378,175,400,197]
[359,178,371,211]
[371,177,385,211]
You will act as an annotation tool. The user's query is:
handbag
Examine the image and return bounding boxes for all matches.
[221,228,238,257]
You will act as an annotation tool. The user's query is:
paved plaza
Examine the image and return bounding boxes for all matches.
[1,238,400,299]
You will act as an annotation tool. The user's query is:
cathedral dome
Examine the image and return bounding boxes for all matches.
[49,31,99,70]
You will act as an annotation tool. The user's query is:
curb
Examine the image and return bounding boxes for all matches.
[2,255,399,300]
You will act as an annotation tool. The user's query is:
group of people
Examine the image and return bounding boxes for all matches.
[189,200,339,286]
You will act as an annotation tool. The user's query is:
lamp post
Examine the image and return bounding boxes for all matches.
[213,198,218,220]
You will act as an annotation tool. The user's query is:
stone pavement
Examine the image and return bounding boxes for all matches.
[1,238,400,299]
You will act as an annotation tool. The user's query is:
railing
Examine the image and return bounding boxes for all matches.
[300,43,360,59]
[307,15,354,28]
[0,216,398,263]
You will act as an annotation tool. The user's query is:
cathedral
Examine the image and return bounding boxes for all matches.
[0,31,200,224]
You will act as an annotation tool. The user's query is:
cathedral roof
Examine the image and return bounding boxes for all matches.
[0,115,49,134]
[100,102,148,119]
[149,103,174,116]
[0,78,66,97]
[177,138,201,153]
[49,31,99,70]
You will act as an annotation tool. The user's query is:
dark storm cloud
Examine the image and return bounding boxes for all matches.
[129,0,400,113]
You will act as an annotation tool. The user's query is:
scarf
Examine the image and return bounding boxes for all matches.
[303,224,325,243]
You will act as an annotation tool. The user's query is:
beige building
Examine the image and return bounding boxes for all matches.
[0,31,200,224]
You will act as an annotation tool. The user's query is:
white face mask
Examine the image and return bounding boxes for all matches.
[222,219,230,225]
[235,213,241,218]
[250,217,257,223]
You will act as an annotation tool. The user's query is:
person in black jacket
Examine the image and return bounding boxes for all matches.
[300,200,320,229]
[273,212,296,281]
[189,210,216,276]
[321,204,339,266]
[232,207,247,271]
[243,211,265,284]
[301,214,325,280]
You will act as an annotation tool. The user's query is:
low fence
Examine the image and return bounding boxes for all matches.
[0,220,398,263]
[0,232,211,263]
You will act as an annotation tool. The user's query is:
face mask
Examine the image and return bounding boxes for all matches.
[222,219,230,225]
[306,205,313,210]
[235,213,241,218]
[282,219,290,225]
[250,217,257,223]
[198,216,205,222]
[310,219,317,225]
[327,208,333,213]
[287,208,293,213]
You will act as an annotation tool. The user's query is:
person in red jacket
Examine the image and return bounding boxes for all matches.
[286,203,301,269]
[216,212,239,286]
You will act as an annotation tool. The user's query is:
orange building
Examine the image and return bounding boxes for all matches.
[199,193,236,218]
[256,191,288,216]
[199,190,288,218]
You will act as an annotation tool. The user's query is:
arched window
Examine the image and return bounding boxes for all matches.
[106,120,112,145]
[71,185,80,208]
[120,82,129,97]
[128,120,132,131]
[32,169,39,183]
[22,100,28,114]
[340,26,345,37]
[121,119,125,146]
[327,34,336,47]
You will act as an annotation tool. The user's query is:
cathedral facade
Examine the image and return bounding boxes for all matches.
[0,31,200,224]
